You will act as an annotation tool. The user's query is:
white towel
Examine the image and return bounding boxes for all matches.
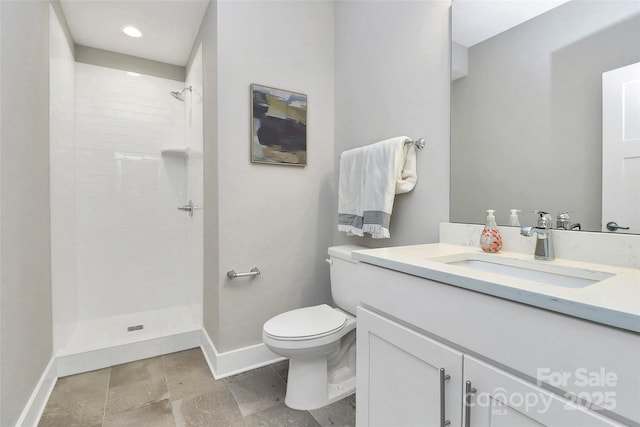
[338,136,418,238]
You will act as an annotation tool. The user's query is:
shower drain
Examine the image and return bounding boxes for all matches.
[127,324,144,332]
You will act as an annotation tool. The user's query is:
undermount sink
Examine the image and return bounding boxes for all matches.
[432,253,615,288]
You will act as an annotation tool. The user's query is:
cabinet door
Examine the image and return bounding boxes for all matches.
[463,356,623,427]
[356,307,463,427]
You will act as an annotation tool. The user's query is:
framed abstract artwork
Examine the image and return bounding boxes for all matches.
[250,84,307,166]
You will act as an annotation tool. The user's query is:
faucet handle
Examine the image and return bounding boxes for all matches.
[556,210,572,229]
[533,210,552,228]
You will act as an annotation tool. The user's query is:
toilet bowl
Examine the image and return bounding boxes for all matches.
[262,245,365,410]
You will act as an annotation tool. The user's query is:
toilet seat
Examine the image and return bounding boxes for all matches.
[263,304,347,341]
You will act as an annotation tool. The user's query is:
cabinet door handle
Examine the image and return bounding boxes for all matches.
[439,368,451,427]
[464,381,477,427]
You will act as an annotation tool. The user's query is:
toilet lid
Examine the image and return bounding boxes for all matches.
[263,304,347,340]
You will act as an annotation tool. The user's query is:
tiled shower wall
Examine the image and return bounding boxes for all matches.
[50,5,77,352]
[74,63,189,320]
[184,45,204,325]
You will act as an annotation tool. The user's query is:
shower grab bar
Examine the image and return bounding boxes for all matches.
[227,267,261,279]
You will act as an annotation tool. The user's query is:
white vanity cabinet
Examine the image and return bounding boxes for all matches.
[464,356,621,427]
[357,306,625,427]
[356,307,463,427]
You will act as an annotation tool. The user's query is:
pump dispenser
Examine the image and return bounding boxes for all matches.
[508,209,522,226]
[480,209,503,253]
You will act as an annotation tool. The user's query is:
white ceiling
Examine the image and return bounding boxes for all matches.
[453,0,571,47]
[60,0,571,65]
[60,0,209,67]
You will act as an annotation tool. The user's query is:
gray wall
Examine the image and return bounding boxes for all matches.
[0,1,53,425]
[451,1,640,229]
[215,0,336,352]
[192,0,331,353]
[334,0,451,248]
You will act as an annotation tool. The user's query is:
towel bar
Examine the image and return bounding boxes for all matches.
[227,267,261,279]
[407,138,425,149]
[339,137,426,159]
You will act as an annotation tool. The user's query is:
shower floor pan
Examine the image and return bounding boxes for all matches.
[56,305,201,377]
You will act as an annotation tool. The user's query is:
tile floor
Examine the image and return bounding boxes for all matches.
[38,348,356,427]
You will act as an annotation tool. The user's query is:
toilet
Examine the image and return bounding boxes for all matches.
[262,245,365,410]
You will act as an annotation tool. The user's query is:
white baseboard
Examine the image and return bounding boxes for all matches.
[200,329,285,379]
[15,356,58,427]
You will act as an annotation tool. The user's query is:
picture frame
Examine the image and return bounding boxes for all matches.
[250,84,307,166]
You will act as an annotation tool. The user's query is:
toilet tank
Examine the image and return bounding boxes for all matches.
[328,245,367,315]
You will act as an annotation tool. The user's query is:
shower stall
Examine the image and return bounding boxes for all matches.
[50,10,203,375]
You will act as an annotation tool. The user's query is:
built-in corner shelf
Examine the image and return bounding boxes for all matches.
[161,148,189,158]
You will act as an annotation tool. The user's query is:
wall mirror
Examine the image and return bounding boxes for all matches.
[450,0,640,233]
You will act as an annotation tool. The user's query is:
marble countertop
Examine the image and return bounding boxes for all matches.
[353,243,640,332]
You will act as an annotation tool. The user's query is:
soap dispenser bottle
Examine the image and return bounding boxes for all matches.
[480,209,503,253]
[508,209,522,226]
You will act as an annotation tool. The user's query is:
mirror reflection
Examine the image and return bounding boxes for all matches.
[450,0,640,233]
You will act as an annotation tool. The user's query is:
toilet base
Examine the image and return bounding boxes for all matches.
[262,310,357,411]
[284,357,355,410]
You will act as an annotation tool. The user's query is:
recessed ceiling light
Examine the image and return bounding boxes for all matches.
[127,72,141,77]
[122,26,142,38]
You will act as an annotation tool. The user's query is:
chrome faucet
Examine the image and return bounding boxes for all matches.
[556,210,581,231]
[520,211,555,260]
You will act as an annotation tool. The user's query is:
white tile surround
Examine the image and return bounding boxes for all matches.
[74,63,189,320]
[49,6,77,353]
[47,59,208,381]
[440,222,640,269]
[42,61,208,396]
[184,45,204,326]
